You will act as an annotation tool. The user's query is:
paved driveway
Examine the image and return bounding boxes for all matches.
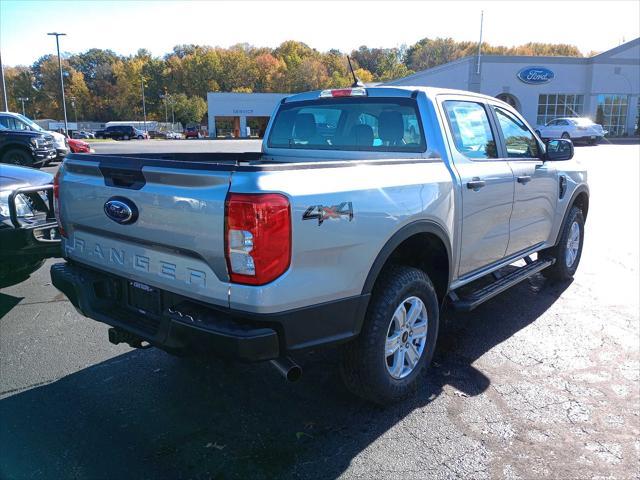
[1,143,638,479]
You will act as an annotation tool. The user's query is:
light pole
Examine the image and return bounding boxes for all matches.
[0,50,8,112]
[140,76,147,133]
[48,32,69,136]
[18,97,29,116]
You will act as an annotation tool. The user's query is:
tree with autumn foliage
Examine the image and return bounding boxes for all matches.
[0,38,584,126]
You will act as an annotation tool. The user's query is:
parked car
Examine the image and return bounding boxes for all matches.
[536,117,606,145]
[148,130,168,139]
[51,86,588,404]
[184,126,202,139]
[0,164,61,287]
[0,123,56,167]
[95,125,147,140]
[72,131,95,139]
[68,138,94,154]
[0,112,68,162]
[166,131,183,139]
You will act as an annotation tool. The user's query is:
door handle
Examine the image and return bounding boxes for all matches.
[517,175,532,184]
[467,178,486,190]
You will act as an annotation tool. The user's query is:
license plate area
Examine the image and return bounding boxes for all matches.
[127,281,161,315]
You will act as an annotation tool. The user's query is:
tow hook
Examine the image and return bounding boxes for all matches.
[270,357,302,382]
[108,327,152,349]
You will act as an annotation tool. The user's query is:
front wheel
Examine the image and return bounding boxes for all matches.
[341,265,439,405]
[2,148,33,166]
[541,206,585,281]
[561,132,571,140]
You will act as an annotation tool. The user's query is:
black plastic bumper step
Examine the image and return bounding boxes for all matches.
[449,258,555,312]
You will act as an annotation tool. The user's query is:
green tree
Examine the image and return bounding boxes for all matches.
[171,93,207,126]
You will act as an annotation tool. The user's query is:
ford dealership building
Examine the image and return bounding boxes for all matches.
[386,37,640,136]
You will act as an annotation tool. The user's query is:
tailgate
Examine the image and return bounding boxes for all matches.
[58,156,233,307]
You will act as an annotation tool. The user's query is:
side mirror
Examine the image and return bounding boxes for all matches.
[544,138,574,161]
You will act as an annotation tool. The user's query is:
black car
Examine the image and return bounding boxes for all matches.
[0,165,61,287]
[0,125,57,168]
[95,125,145,140]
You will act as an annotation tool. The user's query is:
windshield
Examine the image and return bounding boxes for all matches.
[268,97,426,152]
[16,113,45,132]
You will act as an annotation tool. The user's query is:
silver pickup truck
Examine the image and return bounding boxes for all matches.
[51,86,588,404]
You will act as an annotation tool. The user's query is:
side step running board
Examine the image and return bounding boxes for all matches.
[449,258,555,312]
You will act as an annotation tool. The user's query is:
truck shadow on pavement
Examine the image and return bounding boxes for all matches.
[0,275,571,479]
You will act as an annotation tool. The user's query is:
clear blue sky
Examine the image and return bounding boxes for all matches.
[1,0,639,66]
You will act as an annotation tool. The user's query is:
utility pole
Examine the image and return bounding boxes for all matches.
[0,50,8,112]
[476,10,484,75]
[141,76,147,133]
[48,32,69,136]
[18,97,29,116]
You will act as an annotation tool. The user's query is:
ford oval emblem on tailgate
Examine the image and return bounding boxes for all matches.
[104,197,138,224]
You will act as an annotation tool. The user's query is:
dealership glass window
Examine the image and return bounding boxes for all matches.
[536,94,584,125]
[596,94,629,136]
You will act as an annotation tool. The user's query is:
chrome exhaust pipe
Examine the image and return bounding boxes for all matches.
[270,357,302,382]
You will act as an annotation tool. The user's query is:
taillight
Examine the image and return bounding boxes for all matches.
[319,87,367,98]
[53,170,67,238]
[225,193,291,285]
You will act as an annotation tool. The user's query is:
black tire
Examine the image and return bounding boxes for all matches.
[541,206,585,281]
[561,132,571,139]
[137,135,143,140]
[2,148,34,167]
[340,265,440,405]
[0,259,45,288]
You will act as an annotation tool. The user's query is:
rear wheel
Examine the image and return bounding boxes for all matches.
[2,148,34,167]
[541,206,584,281]
[341,265,439,405]
[123,135,130,140]
[561,132,571,140]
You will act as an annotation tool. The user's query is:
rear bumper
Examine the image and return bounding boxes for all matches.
[51,261,369,361]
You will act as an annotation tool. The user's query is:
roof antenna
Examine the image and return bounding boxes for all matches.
[347,56,365,88]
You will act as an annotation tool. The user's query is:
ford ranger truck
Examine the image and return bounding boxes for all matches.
[50,87,588,404]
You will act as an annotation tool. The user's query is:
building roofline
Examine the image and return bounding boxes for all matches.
[590,37,640,59]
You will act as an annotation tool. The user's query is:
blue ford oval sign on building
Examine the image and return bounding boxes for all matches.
[517,66,555,84]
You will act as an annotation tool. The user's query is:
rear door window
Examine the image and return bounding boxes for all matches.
[443,100,497,159]
[268,97,425,152]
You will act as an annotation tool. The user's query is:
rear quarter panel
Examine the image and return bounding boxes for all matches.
[228,160,454,313]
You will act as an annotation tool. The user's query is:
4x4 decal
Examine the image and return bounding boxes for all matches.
[302,202,353,225]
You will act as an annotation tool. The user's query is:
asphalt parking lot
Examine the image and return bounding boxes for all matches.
[1,141,639,479]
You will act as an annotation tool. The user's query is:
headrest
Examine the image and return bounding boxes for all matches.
[350,124,374,146]
[294,113,317,140]
[378,111,404,144]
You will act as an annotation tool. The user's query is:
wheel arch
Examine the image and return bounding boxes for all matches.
[362,221,452,303]
[0,143,33,161]
[554,184,589,245]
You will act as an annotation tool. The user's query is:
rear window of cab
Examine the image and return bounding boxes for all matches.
[267,97,426,153]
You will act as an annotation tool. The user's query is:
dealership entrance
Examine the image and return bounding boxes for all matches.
[496,93,521,111]
[207,92,289,139]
